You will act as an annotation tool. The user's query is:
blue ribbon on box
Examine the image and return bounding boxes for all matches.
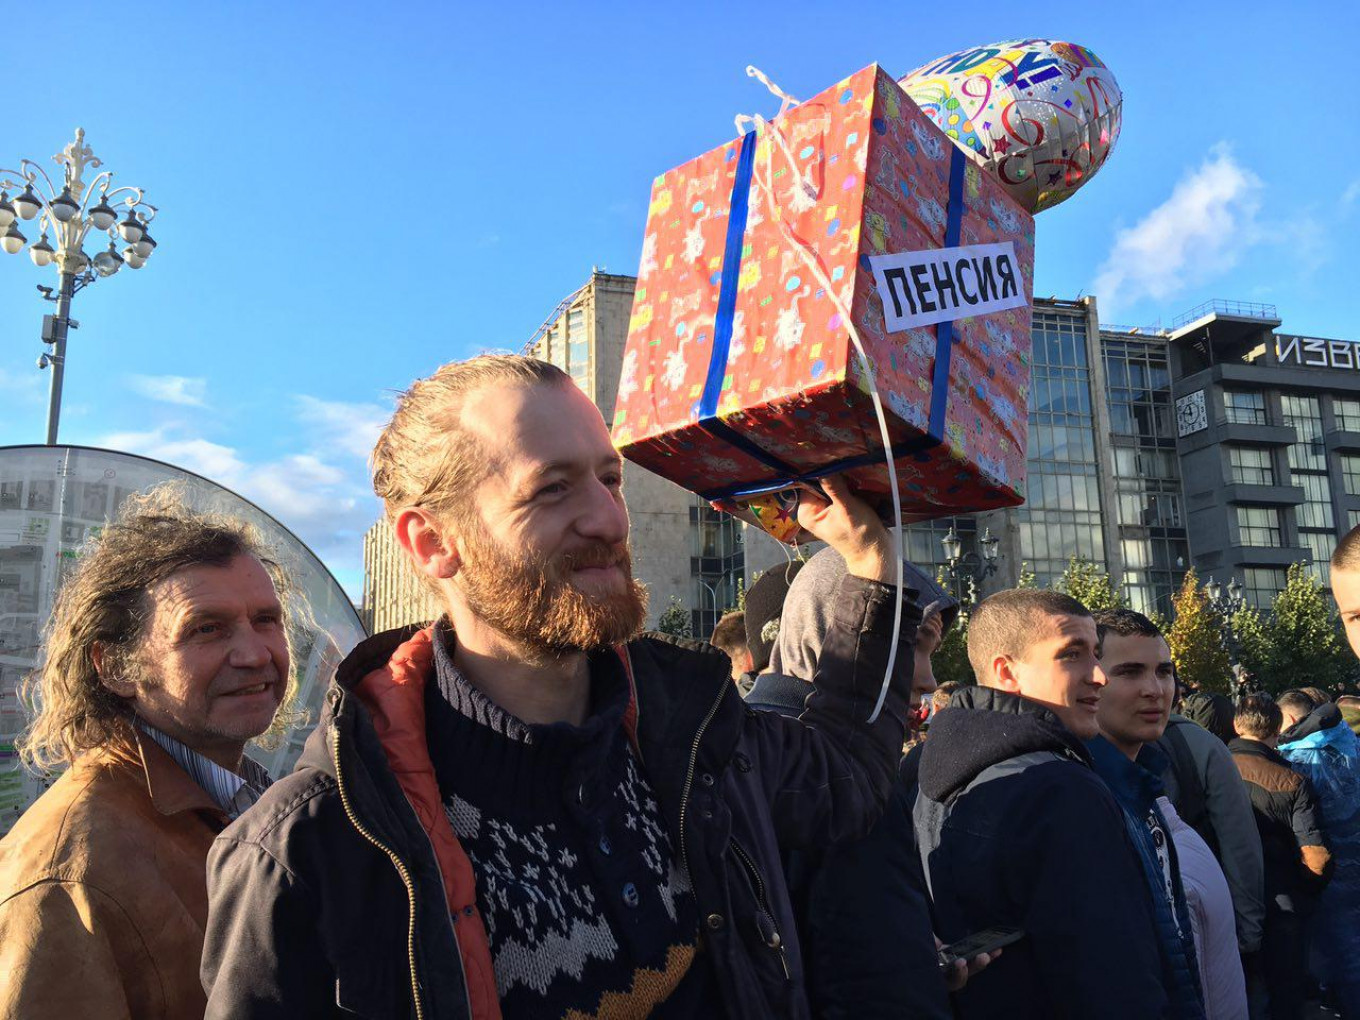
[694,132,969,503]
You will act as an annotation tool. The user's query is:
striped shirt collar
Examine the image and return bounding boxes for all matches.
[134,718,272,821]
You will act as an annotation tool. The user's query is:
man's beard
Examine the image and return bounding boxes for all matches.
[456,518,649,657]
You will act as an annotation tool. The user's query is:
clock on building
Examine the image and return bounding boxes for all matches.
[1176,389,1208,438]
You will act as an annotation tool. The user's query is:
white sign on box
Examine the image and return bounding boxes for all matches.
[870,241,1027,331]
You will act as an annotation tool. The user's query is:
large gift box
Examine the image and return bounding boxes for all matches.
[611,64,1035,537]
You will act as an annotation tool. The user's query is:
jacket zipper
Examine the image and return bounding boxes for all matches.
[677,677,727,883]
[729,837,791,979]
[331,726,426,1020]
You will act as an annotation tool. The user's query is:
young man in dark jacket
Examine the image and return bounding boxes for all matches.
[200,355,917,1020]
[1230,693,1331,1020]
[1087,609,1207,1020]
[915,589,1169,1019]
[746,551,970,1019]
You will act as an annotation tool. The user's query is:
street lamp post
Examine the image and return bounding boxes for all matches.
[941,524,1000,606]
[1,129,159,444]
[1205,575,1249,701]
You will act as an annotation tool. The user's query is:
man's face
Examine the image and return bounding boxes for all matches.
[1333,566,1360,660]
[453,382,647,655]
[1095,631,1175,758]
[999,613,1104,740]
[910,612,944,723]
[119,555,289,764]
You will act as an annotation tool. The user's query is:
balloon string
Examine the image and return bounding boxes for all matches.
[736,67,905,725]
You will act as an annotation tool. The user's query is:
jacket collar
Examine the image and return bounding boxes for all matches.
[743,671,810,717]
[97,725,226,818]
[1086,735,1166,813]
[1228,735,1283,763]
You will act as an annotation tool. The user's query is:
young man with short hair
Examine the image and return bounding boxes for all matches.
[914,589,1168,1019]
[0,488,292,1019]
[1087,609,1216,1019]
[202,355,919,1020]
[1230,693,1331,1020]
[709,610,751,683]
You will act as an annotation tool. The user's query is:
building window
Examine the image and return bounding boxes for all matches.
[1342,455,1360,497]
[1243,567,1286,609]
[1295,472,1334,530]
[1228,447,1275,486]
[1223,390,1267,425]
[567,306,589,389]
[1300,531,1334,586]
[1335,398,1360,432]
[1282,394,1327,471]
[1236,506,1283,548]
[690,497,743,639]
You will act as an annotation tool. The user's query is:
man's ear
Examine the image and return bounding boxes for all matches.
[92,642,136,699]
[393,507,462,581]
[992,654,1022,693]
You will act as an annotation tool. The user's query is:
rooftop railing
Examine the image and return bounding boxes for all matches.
[1172,299,1280,329]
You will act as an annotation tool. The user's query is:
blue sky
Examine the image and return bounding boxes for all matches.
[1,0,1356,595]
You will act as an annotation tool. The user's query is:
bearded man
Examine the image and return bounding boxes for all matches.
[0,488,291,1019]
[201,355,918,1020]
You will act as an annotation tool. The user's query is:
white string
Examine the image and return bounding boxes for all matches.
[737,66,906,724]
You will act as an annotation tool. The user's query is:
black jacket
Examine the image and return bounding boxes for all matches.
[1228,737,1332,911]
[201,575,916,1020]
[914,687,1169,1019]
[746,677,951,1019]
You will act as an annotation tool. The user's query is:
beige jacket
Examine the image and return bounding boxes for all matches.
[0,728,228,1019]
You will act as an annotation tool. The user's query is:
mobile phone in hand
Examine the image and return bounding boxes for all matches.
[937,927,1024,970]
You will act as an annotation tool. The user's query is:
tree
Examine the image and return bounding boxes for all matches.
[1016,562,1038,589]
[1232,563,1350,694]
[1167,569,1233,694]
[1053,556,1128,611]
[656,596,692,638]
[932,608,975,686]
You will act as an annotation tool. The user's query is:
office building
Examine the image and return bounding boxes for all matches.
[362,274,1347,636]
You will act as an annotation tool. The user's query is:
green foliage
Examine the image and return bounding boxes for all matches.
[933,609,976,686]
[1231,563,1350,694]
[656,596,692,638]
[1167,568,1233,694]
[1052,556,1127,612]
[732,576,746,613]
[1016,562,1038,589]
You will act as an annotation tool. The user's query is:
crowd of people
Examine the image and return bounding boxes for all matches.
[0,352,1357,1019]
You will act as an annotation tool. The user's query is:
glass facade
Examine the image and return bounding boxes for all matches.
[1017,311,1105,587]
[690,497,743,639]
[1282,394,1337,582]
[1103,335,1187,615]
[1342,454,1360,497]
[0,446,365,837]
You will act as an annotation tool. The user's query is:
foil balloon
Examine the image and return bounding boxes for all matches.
[899,40,1122,214]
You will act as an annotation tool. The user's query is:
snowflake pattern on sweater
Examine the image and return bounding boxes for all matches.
[443,745,701,1015]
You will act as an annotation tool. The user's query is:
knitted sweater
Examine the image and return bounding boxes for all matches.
[426,629,716,1018]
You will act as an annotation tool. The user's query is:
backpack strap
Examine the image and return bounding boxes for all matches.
[1158,723,1212,851]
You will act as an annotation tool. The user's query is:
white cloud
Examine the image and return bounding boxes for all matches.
[1343,179,1360,210]
[126,374,209,407]
[1093,145,1262,317]
[96,410,381,588]
[295,395,390,461]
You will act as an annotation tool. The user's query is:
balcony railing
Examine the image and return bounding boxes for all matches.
[1172,299,1279,329]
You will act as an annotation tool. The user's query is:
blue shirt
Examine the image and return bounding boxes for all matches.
[136,719,272,820]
